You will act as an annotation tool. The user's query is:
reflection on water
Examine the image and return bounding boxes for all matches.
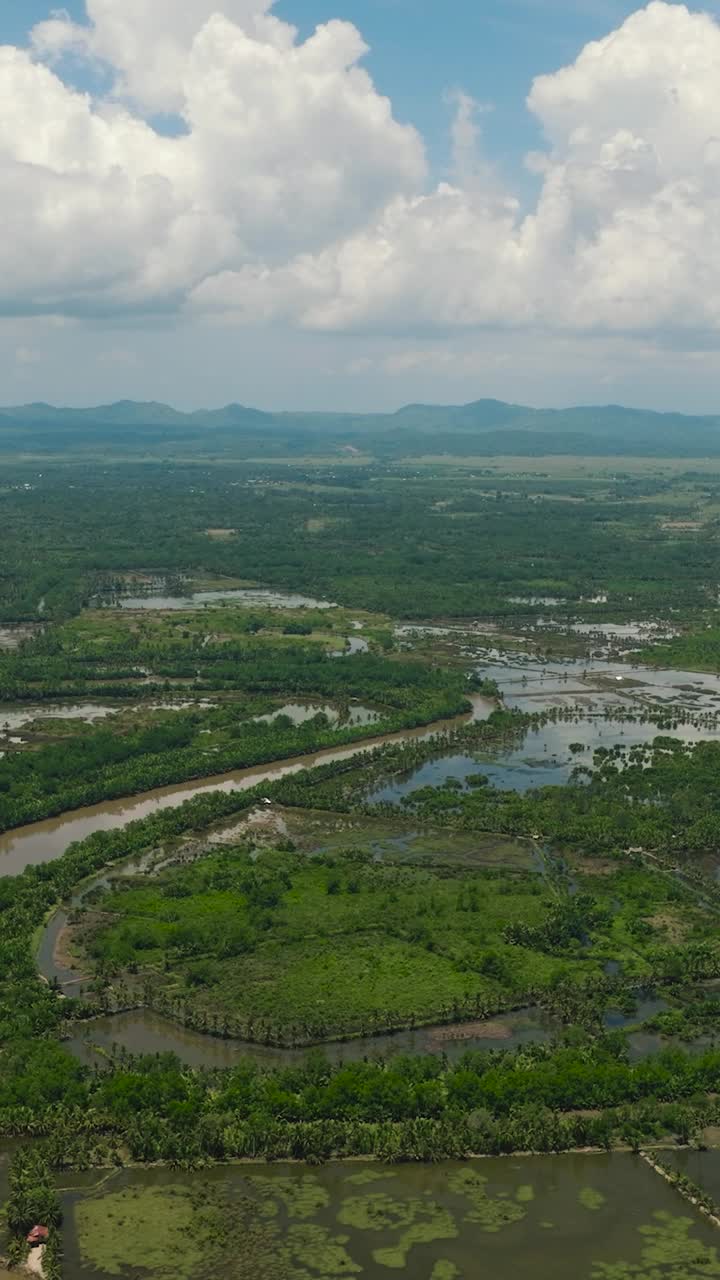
[63,1006,560,1071]
[118,587,338,611]
[254,700,379,729]
[60,1154,720,1280]
[369,701,720,800]
[663,1148,720,1200]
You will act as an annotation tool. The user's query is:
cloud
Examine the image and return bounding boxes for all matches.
[32,0,283,114]
[0,1,422,317]
[15,346,40,366]
[5,1,720,349]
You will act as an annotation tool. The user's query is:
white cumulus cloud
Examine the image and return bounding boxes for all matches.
[4,0,720,348]
[0,0,423,316]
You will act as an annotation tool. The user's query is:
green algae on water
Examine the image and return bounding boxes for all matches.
[517,1185,536,1203]
[285,1224,361,1276]
[592,1210,720,1278]
[338,1192,418,1232]
[75,1185,203,1280]
[371,1206,458,1271]
[431,1263,461,1280]
[579,1187,607,1211]
[447,1168,526,1232]
[344,1169,398,1188]
[338,1193,456,1270]
[253,1175,330,1220]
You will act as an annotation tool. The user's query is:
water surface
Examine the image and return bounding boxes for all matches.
[63,1006,560,1071]
[119,588,337,611]
[60,1154,720,1280]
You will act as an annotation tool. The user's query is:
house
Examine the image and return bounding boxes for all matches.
[26,1226,49,1248]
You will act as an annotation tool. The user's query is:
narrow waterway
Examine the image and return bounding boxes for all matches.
[63,1005,560,1071]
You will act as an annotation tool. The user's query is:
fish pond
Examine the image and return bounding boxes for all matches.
[59,1154,720,1279]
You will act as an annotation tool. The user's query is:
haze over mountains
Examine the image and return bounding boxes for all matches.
[1,398,719,459]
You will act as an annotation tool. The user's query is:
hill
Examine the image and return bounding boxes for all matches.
[1,397,719,458]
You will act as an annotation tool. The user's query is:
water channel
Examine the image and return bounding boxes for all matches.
[63,1006,561,1071]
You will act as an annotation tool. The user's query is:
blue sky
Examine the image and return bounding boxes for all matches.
[4,1,720,413]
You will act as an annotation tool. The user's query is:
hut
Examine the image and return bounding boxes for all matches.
[26,1226,49,1248]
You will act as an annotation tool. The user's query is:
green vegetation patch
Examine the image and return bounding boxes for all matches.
[75,1185,203,1279]
[591,1210,720,1278]
[447,1169,527,1232]
[80,845,585,1041]
[579,1186,607,1211]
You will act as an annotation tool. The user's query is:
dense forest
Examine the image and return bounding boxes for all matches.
[1,460,719,622]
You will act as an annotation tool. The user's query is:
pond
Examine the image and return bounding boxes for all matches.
[255,701,380,729]
[62,1005,561,1072]
[59,1154,720,1279]
[0,699,217,742]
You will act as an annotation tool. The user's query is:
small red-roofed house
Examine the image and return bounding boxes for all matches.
[26,1226,49,1247]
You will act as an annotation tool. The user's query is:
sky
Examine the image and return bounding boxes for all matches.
[3,0,720,413]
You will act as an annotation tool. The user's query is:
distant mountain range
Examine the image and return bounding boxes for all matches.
[2,397,720,458]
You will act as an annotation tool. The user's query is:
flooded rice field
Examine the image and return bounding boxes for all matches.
[0,698,217,744]
[58,1154,720,1280]
[479,650,720,712]
[370,703,720,799]
[369,641,720,800]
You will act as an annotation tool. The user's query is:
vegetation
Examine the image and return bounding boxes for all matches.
[72,845,717,1045]
[0,619,473,828]
[1,458,719,623]
[3,448,720,1275]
